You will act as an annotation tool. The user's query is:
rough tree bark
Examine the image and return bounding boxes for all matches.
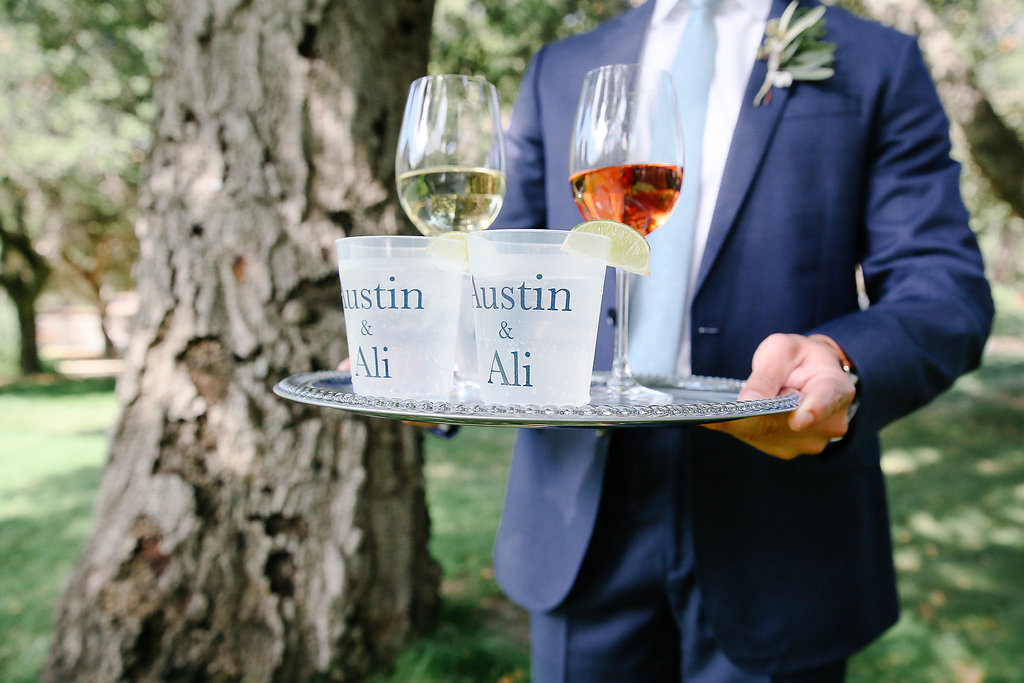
[859,0,1024,219]
[43,0,439,681]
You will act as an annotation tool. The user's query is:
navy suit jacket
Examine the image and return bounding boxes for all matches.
[491,0,993,674]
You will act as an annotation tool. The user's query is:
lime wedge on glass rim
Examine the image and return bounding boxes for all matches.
[562,219,651,276]
[426,231,470,273]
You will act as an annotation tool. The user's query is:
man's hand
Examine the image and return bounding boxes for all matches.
[704,333,857,459]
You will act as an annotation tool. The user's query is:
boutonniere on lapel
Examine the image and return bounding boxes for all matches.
[753,1,836,106]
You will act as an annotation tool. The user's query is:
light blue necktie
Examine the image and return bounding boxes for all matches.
[630,0,720,376]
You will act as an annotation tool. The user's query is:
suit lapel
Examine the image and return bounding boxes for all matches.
[693,0,793,297]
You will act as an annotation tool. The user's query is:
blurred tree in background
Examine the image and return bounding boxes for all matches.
[0,0,162,371]
[430,0,636,105]
[0,176,49,373]
[852,0,1024,283]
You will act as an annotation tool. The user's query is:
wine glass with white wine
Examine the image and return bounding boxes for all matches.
[397,74,506,236]
[396,74,506,396]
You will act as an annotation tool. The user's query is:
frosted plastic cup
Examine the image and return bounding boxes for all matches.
[336,235,464,400]
[467,229,610,406]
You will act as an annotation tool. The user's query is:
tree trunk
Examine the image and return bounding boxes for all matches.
[858,0,1024,219]
[0,179,50,375]
[61,248,122,357]
[14,292,44,374]
[99,304,120,358]
[87,279,119,359]
[43,0,439,681]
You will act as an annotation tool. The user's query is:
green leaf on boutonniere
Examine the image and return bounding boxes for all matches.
[754,1,836,106]
[788,48,837,80]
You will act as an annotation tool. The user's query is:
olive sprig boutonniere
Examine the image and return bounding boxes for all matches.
[754,1,836,106]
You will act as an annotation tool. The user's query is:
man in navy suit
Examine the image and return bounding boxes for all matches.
[490,0,993,680]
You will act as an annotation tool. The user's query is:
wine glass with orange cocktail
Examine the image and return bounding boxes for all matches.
[569,64,684,404]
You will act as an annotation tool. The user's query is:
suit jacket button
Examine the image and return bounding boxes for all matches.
[697,326,719,335]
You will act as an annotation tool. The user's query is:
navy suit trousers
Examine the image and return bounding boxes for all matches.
[529,428,847,683]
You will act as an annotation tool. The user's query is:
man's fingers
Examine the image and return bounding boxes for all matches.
[709,333,858,458]
[789,375,842,430]
[706,414,806,460]
[737,334,802,401]
[790,368,856,431]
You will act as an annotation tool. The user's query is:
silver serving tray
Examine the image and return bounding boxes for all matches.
[273,370,800,427]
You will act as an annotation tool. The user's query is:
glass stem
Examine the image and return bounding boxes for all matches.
[608,267,635,391]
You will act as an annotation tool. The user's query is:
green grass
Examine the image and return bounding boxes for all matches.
[368,425,527,683]
[848,354,1024,682]
[2,352,1023,682]
[0,376,118,683]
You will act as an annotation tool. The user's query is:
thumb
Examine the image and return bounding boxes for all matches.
[738,371,779,401]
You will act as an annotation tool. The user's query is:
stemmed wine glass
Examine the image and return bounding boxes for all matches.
[569,64,684,404]
[396,74,506,396]
[396,74,506,236]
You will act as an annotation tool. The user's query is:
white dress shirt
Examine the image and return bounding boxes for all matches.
[639,0,771,374]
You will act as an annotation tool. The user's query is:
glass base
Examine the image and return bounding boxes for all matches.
[451,376,480,402]
[588,376,673,406]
